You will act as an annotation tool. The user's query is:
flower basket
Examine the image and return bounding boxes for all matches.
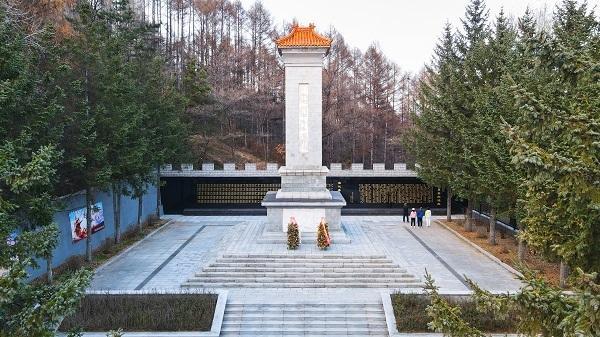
[316,218,330,250]
[287,217,300,250]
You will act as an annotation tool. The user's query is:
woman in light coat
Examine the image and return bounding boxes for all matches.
[425,208,432,227]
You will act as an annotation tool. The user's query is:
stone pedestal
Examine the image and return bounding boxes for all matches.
[262,191,346,233]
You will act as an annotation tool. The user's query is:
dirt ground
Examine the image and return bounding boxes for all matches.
[441,219,561,287]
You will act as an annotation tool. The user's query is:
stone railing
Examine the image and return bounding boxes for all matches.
[160,163,417,178]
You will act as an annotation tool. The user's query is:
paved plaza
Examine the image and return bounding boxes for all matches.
[90,215,521,336]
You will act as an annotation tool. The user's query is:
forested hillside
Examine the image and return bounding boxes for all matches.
[130,0,418,166]
[17,0,418,167]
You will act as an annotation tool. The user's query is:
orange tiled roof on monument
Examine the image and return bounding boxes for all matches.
[276,23,332,49]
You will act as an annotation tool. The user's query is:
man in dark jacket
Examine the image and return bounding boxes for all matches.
[417,207,425,227]
[403,203,409,223]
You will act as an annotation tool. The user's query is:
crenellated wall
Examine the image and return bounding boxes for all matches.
[160,163,418,178]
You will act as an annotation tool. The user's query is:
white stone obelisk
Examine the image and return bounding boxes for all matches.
[262,24,345,233]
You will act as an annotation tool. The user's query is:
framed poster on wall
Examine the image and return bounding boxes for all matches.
[69,202,105,242]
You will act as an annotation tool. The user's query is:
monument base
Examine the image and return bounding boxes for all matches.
[256,227,351,244]
[261,191,346,233]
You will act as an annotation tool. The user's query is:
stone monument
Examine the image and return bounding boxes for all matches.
[262,24,346,234]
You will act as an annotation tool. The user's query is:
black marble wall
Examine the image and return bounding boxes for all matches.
[161,176,462,214]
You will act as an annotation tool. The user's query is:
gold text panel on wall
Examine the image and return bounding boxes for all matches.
[197,183,281,204]
[358,183,433,204]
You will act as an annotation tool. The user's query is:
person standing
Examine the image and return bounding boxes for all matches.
[410,208,417,227]
[425,208,432,227]
[403,203,409,223]
[417,207,425,227]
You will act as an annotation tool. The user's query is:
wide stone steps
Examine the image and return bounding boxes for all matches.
[198,272,411,278]
[184,253,421,289]
[226,303,383,309]
[224,312,385,319]
[191,277,419,283]
[190,275,419,283]
[202,267,406,273]
[214,260,397,265]
[215,257,393,263]
[222,321,387,328]
[184,281,418,288]
[219,303,389,337]
[210,262,399,268]
[221,254,387,259]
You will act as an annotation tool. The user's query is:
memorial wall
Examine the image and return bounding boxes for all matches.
[160,164,455,214]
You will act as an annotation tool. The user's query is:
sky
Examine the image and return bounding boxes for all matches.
[240,0,599,74]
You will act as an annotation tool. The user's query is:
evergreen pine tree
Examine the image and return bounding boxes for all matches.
[469,9,520,245]
[507,0,600,275]
[452,0,491,231]
[408,24,459,222]
[0,5,91,335]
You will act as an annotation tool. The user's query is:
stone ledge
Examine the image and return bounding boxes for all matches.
[262,191,346,207]
[381,291,400,337]
[279,166,329,176]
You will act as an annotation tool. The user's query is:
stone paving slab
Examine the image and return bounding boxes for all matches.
[90,219,240,290]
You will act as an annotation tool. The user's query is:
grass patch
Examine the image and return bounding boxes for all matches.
[392,293,515,332]
[59,293,217,332]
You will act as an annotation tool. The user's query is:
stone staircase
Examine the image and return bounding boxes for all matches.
[219,302,389,336]
[182,253,422,288]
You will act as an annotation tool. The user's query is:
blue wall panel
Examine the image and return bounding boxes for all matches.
[27,184,158,280]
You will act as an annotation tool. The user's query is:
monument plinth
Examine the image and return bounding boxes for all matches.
[262,24,346,234]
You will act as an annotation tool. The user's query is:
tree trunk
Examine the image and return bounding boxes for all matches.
[383,120,388,165]
[46,256,53,284]
[156,165,161,218]
[464,197,473,232]
[112,182,121,244]
[446,187,452,222]
[118,191,122,240]
[137,193,143,231]
[85,187,93,262]
[559,261,570,288]
[517,237,527,261]
[488,206,496,245]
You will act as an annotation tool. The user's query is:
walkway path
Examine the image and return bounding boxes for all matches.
[90,215,521,336]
